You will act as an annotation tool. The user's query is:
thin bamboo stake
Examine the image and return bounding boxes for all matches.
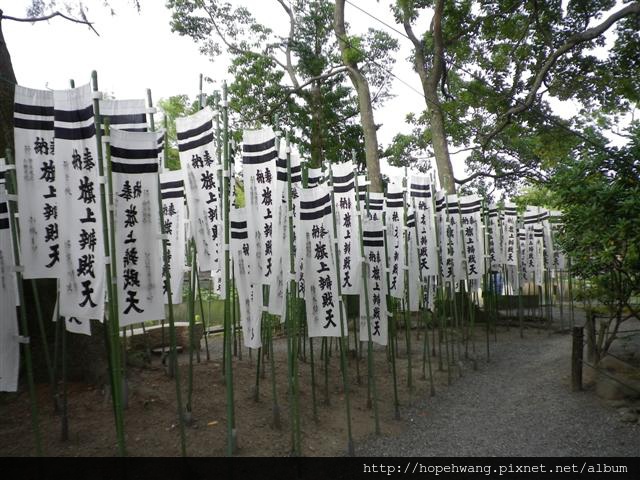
[92,72,126,456]
[147,86,187,456]
[4,150,43,455]
[222,82,237,455]
[353,156,380,434]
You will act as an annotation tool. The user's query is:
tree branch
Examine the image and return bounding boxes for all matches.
[2,9,99,36]
[276,0,301,90]
[481,1,640,147]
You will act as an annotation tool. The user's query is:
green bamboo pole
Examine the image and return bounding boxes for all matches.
[60,318,68,441]
[326,160,354,454]
[266,317,281,429]
[382,185,401,420]
[185,242,196,422]
[147,87,187,455]
[196,273,210,361]
[4,149,43,455]
[401,169,413,390]
[352,154,380,434]
[222,82,237,455]
[284,132,301,455]
[92,72,126,456]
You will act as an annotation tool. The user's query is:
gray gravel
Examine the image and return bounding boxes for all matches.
[358,330,640,456]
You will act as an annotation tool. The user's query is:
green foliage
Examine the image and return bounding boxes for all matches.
[549,123,640,320]
[157,94,199,171]
[391,0,640,193]
[168,0,397,167]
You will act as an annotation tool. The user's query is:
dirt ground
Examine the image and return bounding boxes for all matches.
[0,323,537,457]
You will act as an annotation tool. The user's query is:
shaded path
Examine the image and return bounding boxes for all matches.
[359,330,640,456]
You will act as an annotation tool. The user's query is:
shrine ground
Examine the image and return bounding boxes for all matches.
[1,315,639,456]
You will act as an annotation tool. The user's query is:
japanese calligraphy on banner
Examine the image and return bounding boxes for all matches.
[409,175,437,281]
[503,202,518,267]
[54,83,105,320]
[359,217,388,346]
[405,209,421,312]
[435,192,462,282]
[487,204,503,270]
[268,143,298,318]
[242,128,278,286]
[385,182,405,299]
[176,107,224,296]
[518,228,528,285]
[156,130,166,172]
[99,99,148,133]
[458,194,485,281]
[52,296,92,336]
[299,185,344,338]
[331,161,361,295]
[110,129,165,326]
[0,189,19,392]
[230,207,263,349]
[550,210,566,275]
[13,85,58,278]
[524,208,545,286]
[160,170,186,305]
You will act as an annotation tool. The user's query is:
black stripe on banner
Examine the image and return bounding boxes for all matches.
[411,191,431,198]
[363,240,384,247]
[300,194,331,210]
[386,192,404,199]
[162,190,184,199]
[460,206,482,215]
[459,199,482,209]
[242,149,278,165]
[387,201,404,208]
[0,218,9,229]
[161,180,184,190]
[14,117,53,131]
[230,220,247,229]
[407,220,415,228]
[333,182,354,194]
[243,137,275,153]
[14,103,54,117]
[111,161,158,174]
[54,124,96,140]
[54,105,93,123]
[299,205,332,221]
[231,231,248,239]
[0,171,5,179]
[110,146,159,161]
[410,183,430,191]
[332,172,354,184]
[0,203,7,214]
[277,172,287,181]
[107,113,147,125]
[177,120,212,141]
[178,132,214,153]
[363,230,384,238]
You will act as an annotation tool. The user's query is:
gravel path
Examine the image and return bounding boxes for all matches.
[359,330,640,456]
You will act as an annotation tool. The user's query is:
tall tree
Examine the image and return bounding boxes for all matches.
[168,0,397,168]
[392,0,640,194]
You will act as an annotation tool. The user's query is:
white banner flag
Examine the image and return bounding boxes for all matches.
[0,189,19,392]
[54,83,105,320]
[409,175,438,281]
[99,98,148,133]
[459,194,485,281]
[331,161,361,295]
[110,129,165,326]
[405,208,421,311]
[230,207,263,349]
[299,184,345,338]
[487,204,503,270]
[503,202,518,267]
[359,217,388,346]
[242,128,279,287]
[385,182,406,299]
[13,85,59,278]
[160,170,187,305]
[176,108,224,296]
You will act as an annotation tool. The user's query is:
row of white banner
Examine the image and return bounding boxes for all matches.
[0,82,565,392]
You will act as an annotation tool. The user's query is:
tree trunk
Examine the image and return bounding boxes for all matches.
[309,81,324,168]
[334,0,382,193]
[0,12,16,155]
[402,0,456,194]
